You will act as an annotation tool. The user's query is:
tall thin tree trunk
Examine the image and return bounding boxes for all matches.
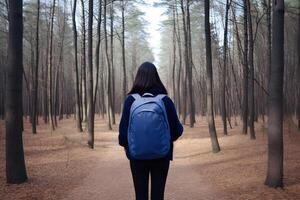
[221,0,230,135]
[100,48,105,119]
[59,68,64,120]
[32,0,40,134]
[175,1,182,117]
[242,0,249,134]
[110,2,116,124]
[265,0,284,188]
[104,0,112,130]
[247,0,256,139]
[205,0,221,153]
[81,0,87,123]
[121,0,127,100]
[172,1,176,105]
[0,60,4,119]
[265,0,271,91]
[43,19,50,124]
[94,0,102,108]
[54,2,66,128]
[87,0,95,148]
[72,0,83,132]
[180,0,188,125]
[6,0,28,184]
[43,44,48,123]
[47,0,56,131]
[297,3,300,131]
[29,33,34,123]
[186,0,195,127]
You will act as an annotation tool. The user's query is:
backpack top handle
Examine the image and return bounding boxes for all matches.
[131,93,166,100]
[131,93,154,100]
[142,93,154,97]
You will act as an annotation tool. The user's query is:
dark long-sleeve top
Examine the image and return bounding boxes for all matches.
[118,88,183,160]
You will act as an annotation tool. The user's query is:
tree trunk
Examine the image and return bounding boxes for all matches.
[43,44,48,123]
[242,0,249,135]
[43,19,50,124]
[110,2,116,124]
[121,0,127,101]
[247,0,256,139]
[0,60,4,119]
[180,0,188,125]
[221,0,230,135]
[100,49,106,118]
[104,0,112,130]
[47,0,56,131]
[297,3,300,131]
[81,0,87,123]
[54,4,66,128]
[172,2,176,105]
[186,0,195,127]
[32,0,40,134]
[265,0,284,188]
[59,68,64,120]
[94,0,102,108]
[231,7,244,114]
[205,0,221,153]
[29,32,34,123]
[87,0,95,148]
[265,0,271,91]
[72,0,83,132]
[175,2,182,117]
[6,0,28,184]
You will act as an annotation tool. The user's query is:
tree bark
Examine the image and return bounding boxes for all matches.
[54,3,66,128]
[172,1,177,106]
[87,0,95,148]
[221,0,230,135]
[94,0,102,108]
[72,0,83,132]
[43,18,51,124]
[0,60,4,119]
[104,0,113,130]
[32,0,40,134]
[175,1,182,117]
[47,0,56,131]
[265,0,271,91]
[247,0,256,139]
[100,47,106,118]
[186,0,195,127]
[242,0,249,135]
[121,0,127,101]
[205,0,221,153]
[6,0,28,184]
[297,3,300,131]
[110,1,116,125]
[81,0,87,123]
[180,0,188,125]
[265,0,284,188]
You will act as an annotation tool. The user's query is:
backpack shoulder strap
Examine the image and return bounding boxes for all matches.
[154,94,170,130]
[131,93,141,100]
[156,94,167,100]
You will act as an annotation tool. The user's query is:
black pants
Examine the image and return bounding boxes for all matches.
[130,159,170,200]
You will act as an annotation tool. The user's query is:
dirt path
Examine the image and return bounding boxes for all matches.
[63,130,217,200]
[62,117,300,200]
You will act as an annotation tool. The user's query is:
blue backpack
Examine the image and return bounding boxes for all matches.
[128,93,171,160]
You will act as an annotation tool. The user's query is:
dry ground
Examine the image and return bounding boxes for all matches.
[0,116,300,200]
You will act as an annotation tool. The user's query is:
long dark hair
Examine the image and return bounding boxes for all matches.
[128,62,168,95]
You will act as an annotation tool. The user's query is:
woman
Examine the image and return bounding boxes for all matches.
[119,62,183,200]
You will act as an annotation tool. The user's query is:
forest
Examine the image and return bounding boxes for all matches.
[0,0,299,199]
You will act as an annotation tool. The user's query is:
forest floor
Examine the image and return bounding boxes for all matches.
[0,116,300,200]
